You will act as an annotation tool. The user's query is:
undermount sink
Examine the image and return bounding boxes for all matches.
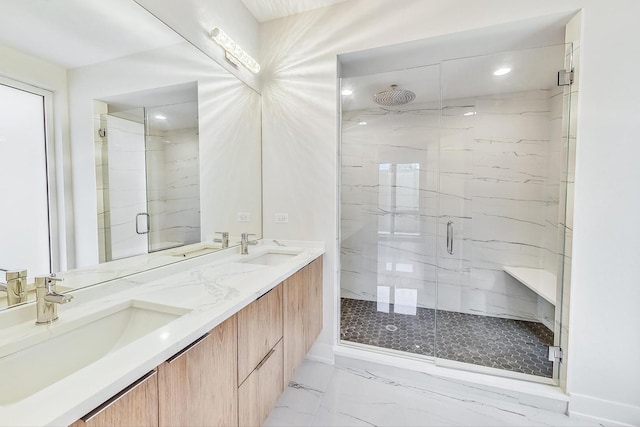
[0,300,190,404]
[240,250,301,266]
[171,243,221,258]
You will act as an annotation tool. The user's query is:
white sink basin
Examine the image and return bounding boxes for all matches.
[171,243,221,258]
[240,250,301,266]
[0,300,190,404]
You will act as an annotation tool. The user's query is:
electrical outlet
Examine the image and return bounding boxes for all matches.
[274,213,289,224]
[237,212,250,222]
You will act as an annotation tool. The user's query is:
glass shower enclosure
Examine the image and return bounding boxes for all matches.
[98,100,200,261]
[339,43,573,382]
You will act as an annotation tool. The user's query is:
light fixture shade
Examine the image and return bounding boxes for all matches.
[210,27,261,74]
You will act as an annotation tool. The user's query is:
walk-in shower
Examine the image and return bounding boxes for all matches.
[95,83,200,262]
[339,37,575,382]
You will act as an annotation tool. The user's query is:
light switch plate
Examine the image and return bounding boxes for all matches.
[237,212,250,222]
[274,213,289,223]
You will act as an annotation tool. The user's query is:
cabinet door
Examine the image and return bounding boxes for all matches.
[283,266,307,384]
[237,285,283,383]
[238,339,284,427]
[305,256,323,352]
[158,316,238,427]
[70,370,158,427]
[283,256,324,384]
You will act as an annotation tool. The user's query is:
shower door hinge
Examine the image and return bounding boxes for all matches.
[557,69,574,86]
[548,346,563,363]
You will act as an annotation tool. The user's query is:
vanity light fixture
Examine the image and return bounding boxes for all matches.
[358,121,367,126]
[463,111,476,116]
[493,67,512,76]
[210,27,261,74]
[342,89,353,96]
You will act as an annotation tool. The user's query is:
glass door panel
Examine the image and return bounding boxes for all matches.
[102,108,148,260]
[340,64,440,358]
[144,101,200,253]
[0,82,51,278]
[436,44,572,380]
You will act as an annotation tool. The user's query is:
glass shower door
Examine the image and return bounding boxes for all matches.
[101,100,200,260]
[144,101,200,253]
[339,64,440,358]
[436,44,572,380]
[102,108,149,260]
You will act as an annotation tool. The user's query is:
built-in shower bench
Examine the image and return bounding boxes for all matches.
[503,267,557,306]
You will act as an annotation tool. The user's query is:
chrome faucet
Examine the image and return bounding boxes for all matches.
[0,269,28,306]
[240,232,258,255]
[35,274,73,325]
[214,231,230,248]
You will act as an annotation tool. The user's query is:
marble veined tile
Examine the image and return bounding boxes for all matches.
[265,358,598,427]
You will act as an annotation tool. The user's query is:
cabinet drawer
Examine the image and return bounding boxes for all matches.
[70,370,158,427]
[237,285,283,383]
[238,339,284,427]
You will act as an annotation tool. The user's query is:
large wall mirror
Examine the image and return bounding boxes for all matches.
[0,0,262,311]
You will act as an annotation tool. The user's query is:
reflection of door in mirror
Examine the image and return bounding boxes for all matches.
[0,79,53,284]
[95,87,200,262]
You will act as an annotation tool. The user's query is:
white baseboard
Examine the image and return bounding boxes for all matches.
[569,393,640,426]
[306,341,334,364]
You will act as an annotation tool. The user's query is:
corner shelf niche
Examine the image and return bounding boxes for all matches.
[503,266,557,306]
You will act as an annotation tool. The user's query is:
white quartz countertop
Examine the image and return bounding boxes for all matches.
[0,240,324,426]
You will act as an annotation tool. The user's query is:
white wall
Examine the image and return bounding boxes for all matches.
[259,0,640,424]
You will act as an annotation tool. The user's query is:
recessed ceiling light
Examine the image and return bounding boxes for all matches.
[358,121,367,126]
[463,112,476,116]
[341,89,353,96]
[493,67,511,76]
[154,114,167,120]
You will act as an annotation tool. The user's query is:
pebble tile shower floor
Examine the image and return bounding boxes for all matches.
[340,298,554,378]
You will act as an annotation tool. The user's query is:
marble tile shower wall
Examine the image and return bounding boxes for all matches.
[341,103,440,306]
[341,89,565,325]
[146,127,200,250]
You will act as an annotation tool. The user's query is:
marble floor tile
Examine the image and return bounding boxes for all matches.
[264,359,599,427]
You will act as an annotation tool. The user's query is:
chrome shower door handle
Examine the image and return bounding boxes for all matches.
[136,212,150,234]
[446,220,454,255]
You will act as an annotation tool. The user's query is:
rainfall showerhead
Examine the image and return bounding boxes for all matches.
[373,84,416,106]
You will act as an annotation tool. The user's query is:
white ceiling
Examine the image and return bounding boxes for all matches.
[341,44,567,111]
[240,0,350,23]
[0,0,184,69]
[339,12,574,111]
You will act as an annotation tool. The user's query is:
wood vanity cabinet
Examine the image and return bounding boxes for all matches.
[157,316,238,427]
[237,285,284,427]
[283,256,323,384]
[69,317,237,427]
[70,370,158,427]
[69,255,323,427]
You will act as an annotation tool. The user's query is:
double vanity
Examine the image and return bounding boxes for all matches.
[0,240,324,426]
